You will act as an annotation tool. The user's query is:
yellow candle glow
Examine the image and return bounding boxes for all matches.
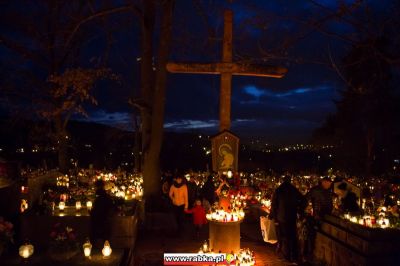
[19,243,34,259]
[59,201,65,211]
[227,170,233,178]
[75,201,82,210]
[83,239,92,257]
[102,240,112,257]
[86,201,92,210]
[203,241,208,252]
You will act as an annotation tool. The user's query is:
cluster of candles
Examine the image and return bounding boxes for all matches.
[18,239,112,259]
[206,192,249,222]
[81,239,113,258]
[198,241,255,266]
[260,199,271,208]
[235,249,256,266]
[95,172,118,182]
[230,194,248,209]
[94,172,143,201]
[110,178,144,200]
[45,171,144,217]
[57,200,92,211]
[260,198,272,213]
[206,208,245,222]
[343,211,391,229]
[56,175,70,187]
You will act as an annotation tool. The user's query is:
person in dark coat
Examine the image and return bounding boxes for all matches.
[202,175,216,205]
[187,176,199,208]
[337,182,360,214]
[307,176,333,219]
[270,175,305,263]
[90,180,115,248]
[303,177,333,262]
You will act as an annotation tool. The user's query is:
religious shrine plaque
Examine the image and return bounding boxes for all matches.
[211,131,239,173]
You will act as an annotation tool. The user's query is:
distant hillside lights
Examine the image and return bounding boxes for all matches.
[243,143,335,153]
[14,145,57,153]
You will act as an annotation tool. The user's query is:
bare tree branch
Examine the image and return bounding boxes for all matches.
[0,36,48,67]
[65,4,142,48]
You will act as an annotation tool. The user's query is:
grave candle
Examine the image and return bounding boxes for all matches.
[83,239,92,257]
[19,242,34,259]
[102,240,112,257]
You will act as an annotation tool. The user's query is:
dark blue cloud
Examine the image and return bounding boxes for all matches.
[76,110,133,131]
[75,0,390,144]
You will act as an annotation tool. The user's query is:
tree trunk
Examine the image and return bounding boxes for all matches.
[142,0,175,199]
[133,114,141,172]
[55,115,68,173]
[366,127,375,176]
[140,0,155,170]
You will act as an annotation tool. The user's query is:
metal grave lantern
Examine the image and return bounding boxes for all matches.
[211,130,239,173]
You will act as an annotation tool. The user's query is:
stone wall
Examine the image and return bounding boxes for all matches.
[314,215,400,266]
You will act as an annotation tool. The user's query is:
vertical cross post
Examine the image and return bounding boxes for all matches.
[219,10,233,132]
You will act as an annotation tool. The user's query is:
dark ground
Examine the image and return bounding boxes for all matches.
[132,215,304,266]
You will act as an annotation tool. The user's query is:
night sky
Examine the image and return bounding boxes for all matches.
[1,0,392,144]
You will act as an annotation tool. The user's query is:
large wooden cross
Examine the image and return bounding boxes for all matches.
[167,10,287,132]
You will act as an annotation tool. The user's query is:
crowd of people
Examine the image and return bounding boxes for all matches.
[161,172,224,238]
[267,174,396,264]
[159,170,399,264]
[270,175,364,263]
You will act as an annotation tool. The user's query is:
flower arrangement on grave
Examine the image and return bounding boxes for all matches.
[0,217,14,256]
[48,223,79,260]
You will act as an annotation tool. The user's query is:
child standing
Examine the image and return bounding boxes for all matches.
[185,198,208,238]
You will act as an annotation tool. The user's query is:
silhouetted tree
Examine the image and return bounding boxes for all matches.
[129,0,175,199]
[0,1,129,172]
[315,36,400,175]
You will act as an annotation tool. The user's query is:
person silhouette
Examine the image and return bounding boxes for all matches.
[90,180,115,248]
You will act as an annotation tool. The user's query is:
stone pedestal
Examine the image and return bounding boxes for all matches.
[209,220,241,253]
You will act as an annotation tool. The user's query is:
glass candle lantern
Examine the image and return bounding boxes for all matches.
[59,201,66,211]
[102,240,112,257]
[82,239,92,257]
[75,201,82,211]
[86,201,93,210]
[19,242,34,259]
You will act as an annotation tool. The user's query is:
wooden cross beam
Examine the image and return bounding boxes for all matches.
[167,10,287,132]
